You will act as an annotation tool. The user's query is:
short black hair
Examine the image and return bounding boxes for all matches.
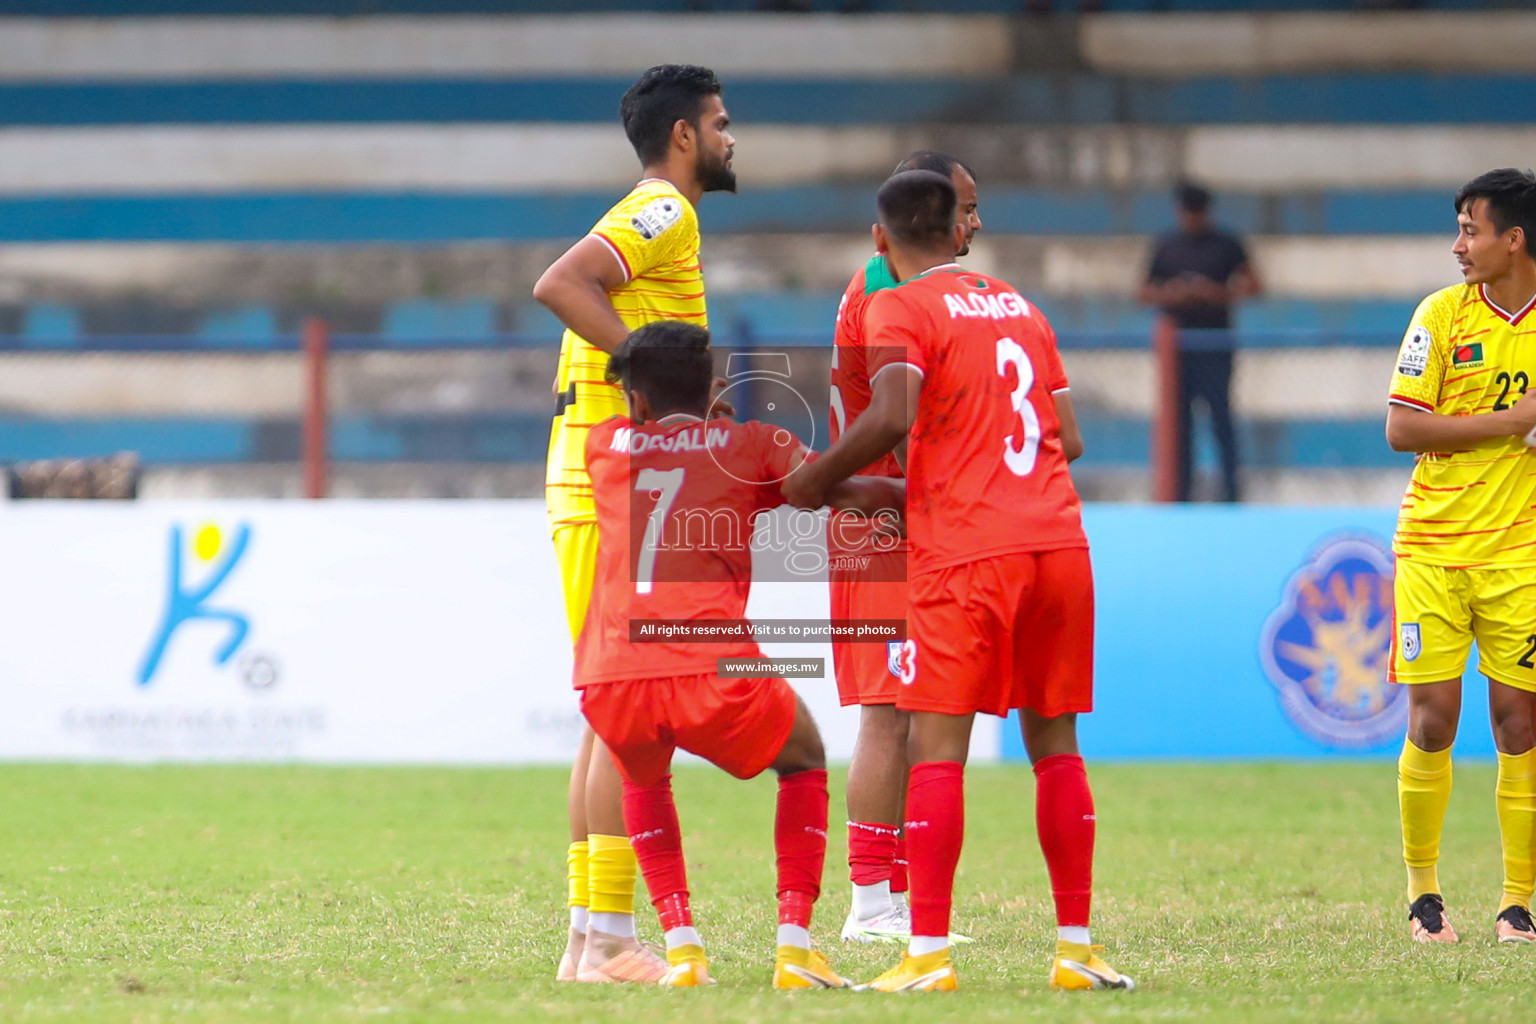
[1176,181,1212,214]
[876,170,957,250]
[620,64,723,167]
[895,150,977,187]
[606,321,714,417]
[1455,168,1536,255]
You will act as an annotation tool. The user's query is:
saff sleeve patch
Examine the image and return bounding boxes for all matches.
[630,195,684,241]
[1397,326,1431,378]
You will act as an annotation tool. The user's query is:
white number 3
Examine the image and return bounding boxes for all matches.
[996,337,1041,476]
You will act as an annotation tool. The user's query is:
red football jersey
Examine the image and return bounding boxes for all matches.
[864,264,1086,573]
[831,254,904,481]
[829,254,908,562]
[576,414,809,685]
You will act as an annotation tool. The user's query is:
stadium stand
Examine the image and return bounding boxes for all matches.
[0,5,1523,498]
[0,2,1518,11]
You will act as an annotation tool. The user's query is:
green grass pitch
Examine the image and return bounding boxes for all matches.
[0,761,1528,1022]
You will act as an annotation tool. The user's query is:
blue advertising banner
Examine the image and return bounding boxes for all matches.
[1000,505,1498,761]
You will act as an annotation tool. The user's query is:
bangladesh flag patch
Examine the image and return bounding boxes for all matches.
[1453,342,1485,367]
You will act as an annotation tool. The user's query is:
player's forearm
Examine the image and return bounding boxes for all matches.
[825,476,905,518]
[781,414,903,510]
[1385,404,1527,452]
[531,272,630,354]
[809,415,907,495]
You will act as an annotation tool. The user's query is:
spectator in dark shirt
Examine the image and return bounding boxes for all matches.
[1139,182,1262,503]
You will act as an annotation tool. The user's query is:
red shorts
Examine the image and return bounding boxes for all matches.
[580,673,798,787]
[897,548,1094,718]
[830,549,908,707]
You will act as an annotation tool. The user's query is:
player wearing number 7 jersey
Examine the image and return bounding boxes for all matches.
[578,321,903,988]
[783,170,1133,994]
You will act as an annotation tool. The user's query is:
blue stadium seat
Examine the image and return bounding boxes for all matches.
[199,305,278,347]
[0,410,1413,468]
[1074,415,1415,470]
[382,298,497,345]
[667,294,1410,347]
[0,412,550,463]
[510,303,566,339]
[0,188,1462,243]
[21,303,82,347]
[0,75,1525,128]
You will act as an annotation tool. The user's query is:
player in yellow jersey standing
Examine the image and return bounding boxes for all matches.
[1386,168,1536,945]
[532,63,736,982]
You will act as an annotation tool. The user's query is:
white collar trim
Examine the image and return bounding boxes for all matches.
[1480,283,1536,323]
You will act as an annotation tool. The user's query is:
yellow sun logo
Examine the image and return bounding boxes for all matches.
[1260,535,1406,749]
[194,523,222,562]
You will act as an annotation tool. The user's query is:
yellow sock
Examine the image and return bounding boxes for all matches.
[1496,749,1536,912]
[669,943,707,966]
[1399,738,1453,901]
[567,840,590,910]
[1057,940,1093,963]
[587,833,638,917]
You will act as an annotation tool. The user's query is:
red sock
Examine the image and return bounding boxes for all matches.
[890,834,909,894]
[621,775,692,931]
[847,821,898,885]
[905,761,964,938]
[776,768,828,928]
[1034,753,1095,928]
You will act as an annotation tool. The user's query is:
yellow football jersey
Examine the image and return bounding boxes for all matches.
[544,178,708,530]
[1389,283,1536,568]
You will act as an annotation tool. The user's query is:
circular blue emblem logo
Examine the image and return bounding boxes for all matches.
[1259,533,1405,749]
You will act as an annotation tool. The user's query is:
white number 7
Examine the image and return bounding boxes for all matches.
[996,337,1041,476]
[634,467,685,594]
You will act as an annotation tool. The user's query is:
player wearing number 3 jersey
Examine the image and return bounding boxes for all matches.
[831,151,982,945]
[783,170,1132,994]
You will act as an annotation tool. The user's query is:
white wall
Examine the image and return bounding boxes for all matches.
[0,500,996,765]
[0,15,1009,80]
[0,125,1521,195]
[1084,13,1536,75]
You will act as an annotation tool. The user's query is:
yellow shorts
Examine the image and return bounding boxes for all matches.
[1390,558,1536,691]
[553,521,600,644]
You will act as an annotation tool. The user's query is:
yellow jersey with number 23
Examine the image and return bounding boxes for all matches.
[1389,282,1536,568]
